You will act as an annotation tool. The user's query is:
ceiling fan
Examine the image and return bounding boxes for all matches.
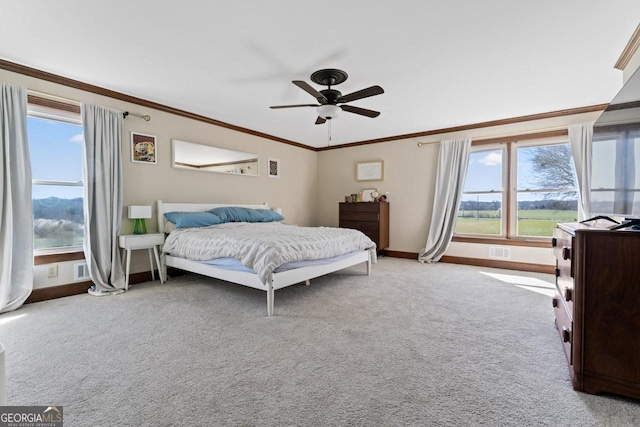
[270,69,384,124]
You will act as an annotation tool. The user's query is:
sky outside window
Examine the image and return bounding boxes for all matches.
[464,149,502,192]
[28,116,83,198]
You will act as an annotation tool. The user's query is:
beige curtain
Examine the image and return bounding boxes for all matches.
[568,122,593,222]
[419,138,471,263]
[82,103,126,295]
[0,82,33,313]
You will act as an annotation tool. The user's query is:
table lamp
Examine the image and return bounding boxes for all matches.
[128,205,152,234]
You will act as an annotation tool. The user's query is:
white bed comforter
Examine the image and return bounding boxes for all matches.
[162,222,377,283]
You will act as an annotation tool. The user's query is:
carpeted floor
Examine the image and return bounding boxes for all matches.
[1,258,639,426]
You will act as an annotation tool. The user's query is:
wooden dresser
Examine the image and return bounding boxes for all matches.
[552,222,640,399]
[339,202,389,252]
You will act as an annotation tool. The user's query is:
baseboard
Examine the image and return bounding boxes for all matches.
[26,281,93,303]
[26,270,161,304]
[385,250,418,259]
[385,251,554,274]
[439,255,555,274]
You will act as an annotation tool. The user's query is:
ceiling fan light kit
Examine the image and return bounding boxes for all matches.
[270,68,384,125]
[317,104,341,120]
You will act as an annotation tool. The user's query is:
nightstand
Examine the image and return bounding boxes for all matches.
[118,233,165,290]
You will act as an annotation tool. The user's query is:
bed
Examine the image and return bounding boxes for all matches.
[157,200,376,316]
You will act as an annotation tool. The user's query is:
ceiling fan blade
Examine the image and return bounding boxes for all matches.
[338,85,384,103]
[340,104,380,118]
[293,80,328,102]
[270,104,318,109]
[315,116,326,125]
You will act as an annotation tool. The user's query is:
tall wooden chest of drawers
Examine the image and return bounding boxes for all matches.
[552,222,640,399]
[339,202,389,252]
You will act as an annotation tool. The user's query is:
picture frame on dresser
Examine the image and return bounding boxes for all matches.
[361,188,377,202]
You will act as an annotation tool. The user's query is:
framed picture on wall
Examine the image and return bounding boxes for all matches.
[356,160,383,181]
[131,132,157,164]
[268,157,280,178]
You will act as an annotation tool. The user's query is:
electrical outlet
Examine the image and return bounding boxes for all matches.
[47,264,58,278]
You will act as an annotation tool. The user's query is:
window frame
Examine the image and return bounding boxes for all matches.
[509,138,578,238]
[454,131,577,244]
[27,93,85,262]
[457,143,508,237]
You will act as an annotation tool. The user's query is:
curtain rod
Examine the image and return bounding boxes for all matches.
[29,90,152,121]
[123,111,151,121]
[416,141,439,147]
[416,126,569,147]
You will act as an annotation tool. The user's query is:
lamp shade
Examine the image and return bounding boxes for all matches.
[128,205,152,219]
[317,104,341,120]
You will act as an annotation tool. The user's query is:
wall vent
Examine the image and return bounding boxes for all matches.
[489,246,511,260]
[74,262,90,281]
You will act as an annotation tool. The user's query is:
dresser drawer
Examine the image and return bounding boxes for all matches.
[553,291,573,365]
[553,226,574,314]
[552,227,573,273]
[339,211,379,222]
[339,202,380,213]
[555,263,574,315]
[339,220,380,232]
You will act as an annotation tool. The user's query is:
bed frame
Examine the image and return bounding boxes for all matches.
[157,200,372,316]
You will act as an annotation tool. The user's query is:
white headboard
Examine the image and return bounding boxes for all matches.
[157,200,269,233]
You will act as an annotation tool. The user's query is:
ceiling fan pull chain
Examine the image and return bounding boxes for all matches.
[328,119,332,145]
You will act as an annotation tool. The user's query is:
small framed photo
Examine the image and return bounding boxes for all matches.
[357,160,384,181]
[268,157,280,178]
[131,132,157,164]
[361,188,378,202]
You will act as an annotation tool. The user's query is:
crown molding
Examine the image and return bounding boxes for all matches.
[316,104,607,151]
[615,23,640,71]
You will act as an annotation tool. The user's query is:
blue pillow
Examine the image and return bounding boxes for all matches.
[208,207,267,223]
[164,211,223,228]
[255,209,284,222]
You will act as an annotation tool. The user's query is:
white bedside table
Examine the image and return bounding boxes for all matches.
[118,233,165,290]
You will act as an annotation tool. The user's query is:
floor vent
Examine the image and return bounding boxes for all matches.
[489,246,511,259]
[74,262,90,281]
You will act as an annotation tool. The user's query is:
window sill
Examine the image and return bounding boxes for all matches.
[451,235,552,248]
[34,249,85,265]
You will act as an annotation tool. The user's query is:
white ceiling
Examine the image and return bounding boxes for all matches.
[1,1,639,148]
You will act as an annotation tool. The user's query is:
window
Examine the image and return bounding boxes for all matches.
[27,95,84,252]
[591,128,640,216]
[456,148,505,236]
[455,136,578,239]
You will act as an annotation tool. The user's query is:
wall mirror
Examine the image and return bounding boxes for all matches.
[172,139,259,176]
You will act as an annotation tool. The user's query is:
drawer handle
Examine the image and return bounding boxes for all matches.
[551,237,557,247]
[555,268,560,278]
[562,247,571,260]
[552,298,558,308]
[564,287,573,302]
[562,327,571,343]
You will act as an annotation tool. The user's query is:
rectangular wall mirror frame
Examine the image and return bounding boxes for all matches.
[172,139,259,176]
